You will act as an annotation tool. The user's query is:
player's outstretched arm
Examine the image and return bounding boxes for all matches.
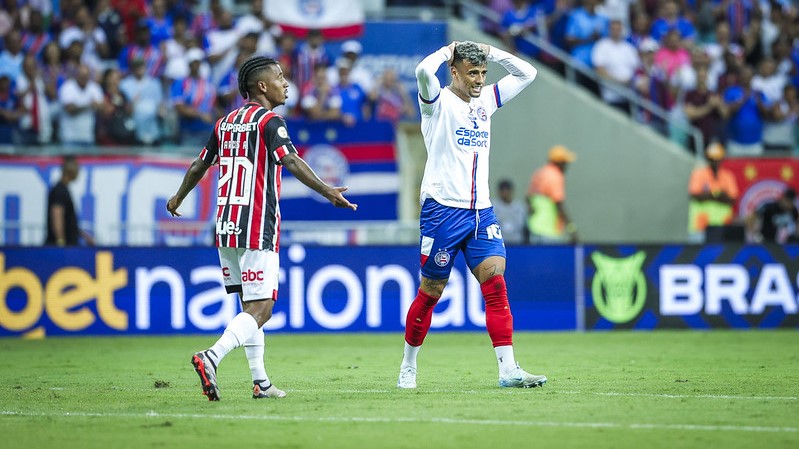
[167,157,212,217]
[281,153,358,210]
[415,42,454,105]
[488,45,538,105]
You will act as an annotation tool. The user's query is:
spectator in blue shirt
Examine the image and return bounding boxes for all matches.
[565,0,609,69]
[146,0,174,47]
[171,48,217,146]
[717,0,755,42]
[334,58,369,126]
[500,0,546,58]
[0,73,21,144]
[0,30,24,83]
[217,52,248,113]
[118,22,164,78]
[21,9,52,60]
[295,29,331,94]
[548,0,576,54]
[724,66,769,156]
[121,58,164,145]
[628,11,650,49]
[650,0,696,44]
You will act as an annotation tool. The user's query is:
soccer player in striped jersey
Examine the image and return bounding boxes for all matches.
[167,56,357,401]
[396,41,547,389]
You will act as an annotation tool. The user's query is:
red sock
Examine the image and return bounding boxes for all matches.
[404,289,440,346]
[482,275,513,347]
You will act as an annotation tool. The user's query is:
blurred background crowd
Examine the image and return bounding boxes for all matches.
[481,0,799,156]
[0,0,417,148]
[2,0,799,155]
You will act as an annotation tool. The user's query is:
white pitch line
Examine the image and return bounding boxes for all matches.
[27,387,799,401]
[289,389,799,401]
[558,391,799,401]
[1,410,796,433]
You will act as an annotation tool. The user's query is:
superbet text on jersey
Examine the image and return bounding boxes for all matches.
[199,103,298,251]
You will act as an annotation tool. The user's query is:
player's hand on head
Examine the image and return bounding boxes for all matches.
[327,186,358,210]
[447,41,458,63]
[167,195,183,217]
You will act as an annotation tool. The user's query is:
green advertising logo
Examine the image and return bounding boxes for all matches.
[591,251,647,323]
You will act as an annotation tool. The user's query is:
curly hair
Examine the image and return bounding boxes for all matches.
[452,41,487,66]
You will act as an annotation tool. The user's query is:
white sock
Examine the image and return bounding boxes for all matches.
[401,342,421,369]
[207,312,258,367]
[495,345,516,376]
[244,325,269,385]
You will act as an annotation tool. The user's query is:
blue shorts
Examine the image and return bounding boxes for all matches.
[419,198,507,280]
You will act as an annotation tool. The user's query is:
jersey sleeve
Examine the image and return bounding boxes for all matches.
[265,115,298,165]
[487,46,537,114]
[198,119,220,165]
[49,185,70,208]
[415,46,450,116]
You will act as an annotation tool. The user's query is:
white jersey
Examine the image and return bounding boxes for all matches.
[417,45,537,210]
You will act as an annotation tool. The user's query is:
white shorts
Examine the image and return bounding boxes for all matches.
[218,247,280,302]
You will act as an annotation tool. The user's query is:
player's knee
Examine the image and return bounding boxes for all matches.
[473,257,506,283]
[420,277,448,297]
[244,300,274,327]
[258,308,273,326]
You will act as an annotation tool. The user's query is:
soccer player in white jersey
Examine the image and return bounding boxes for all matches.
[167,56,357,401]
[397,41,547,389]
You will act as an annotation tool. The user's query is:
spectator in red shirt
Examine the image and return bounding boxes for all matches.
[373,68,415,125]
[684,65,726,154]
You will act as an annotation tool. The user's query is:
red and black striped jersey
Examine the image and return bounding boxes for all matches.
[199,102,298,251]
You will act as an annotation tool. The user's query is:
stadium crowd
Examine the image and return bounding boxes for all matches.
[484,0,799,155]
[0,0,415,147]
[2,0,798,155]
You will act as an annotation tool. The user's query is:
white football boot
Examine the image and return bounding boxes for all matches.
[498,362,547,388]
[397,366,417,389]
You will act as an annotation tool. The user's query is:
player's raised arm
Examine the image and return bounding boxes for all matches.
[281,153,358,210]
[488,45,538,106]
[415,42,454,107]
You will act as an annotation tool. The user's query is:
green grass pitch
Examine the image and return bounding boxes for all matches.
[1,331,798,449]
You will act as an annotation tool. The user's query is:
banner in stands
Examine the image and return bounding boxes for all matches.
[0,122,399,245]
[265,0,365,39]
[0,245,576,337]
[584,245,799,330]
[0,155,217,247]
[723,158,799,218]
[282,120,398,220]
[357,21,448,115]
